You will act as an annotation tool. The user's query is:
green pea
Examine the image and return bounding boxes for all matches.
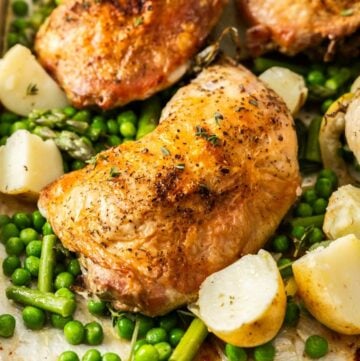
[0,314,16,338]
[2,255,21,276]
[82,349,102,361]
[71,160,86,171]
[107,119,119,134]
[278,258,293,278]
[55,288,76,300]
[117,317,135,340]
[134,345,159,361]
[22,306,46,330]
[50,313,73,329]
[307,228,324,245]
[107,135,122,146]
[54,263,67,276]
[169,328,184,347]
[318,169,338,188]
[12,0,29,16]
[12,212,31,229]
[64,320,85,345]
[0,123,11,136]
[0,112,19,123]
[7,32,19,47]
[0,136,7,146]
[87,299,107,316]
[284,301,300,327]
[225,344,248,361]
[290,225,305,239]
[10,120,28,134]
[315,178,333,199]
[307,70,325,86]
[271,235,290,253]
[24,256,40,277]
[1,223,20,243]
[6,237,25,256]
[117,110,137,125]
[154,342,172,361]
[11,268,31,286]
[321,99,334,114]
[312,198,328,215]
[253,343,275,361]
[138,314,155,337]
[73,110,91,123]
[84,321,104,345]
[146,327,168,345]
[26,240,42,257]
[58,350,80,361]
[19,228,39,245]
[87,125,102,142]
[305,335,328,359]
[102,353,121,361]
[54,272,75,290]
[63,106,77,117]
[122,137,133,143]
[92,116,107,134]
[120,122,136,138]
[158,313,178,332]
[134,339,148,353]
[42,222,54,235]
[67,259,81,276]
[295,203,313,217]
[0,215,11,227]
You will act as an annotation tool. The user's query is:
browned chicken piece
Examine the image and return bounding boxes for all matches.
[238,0,360,59]
[38,63,300,316]
[34,0,227,109]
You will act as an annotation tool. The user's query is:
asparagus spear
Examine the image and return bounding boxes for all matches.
[6,286,76,317]
[55,131,95,161]
[136,96,162,140]
[38,235,56,293]
[169,318,208,361]
[305,116,322,163]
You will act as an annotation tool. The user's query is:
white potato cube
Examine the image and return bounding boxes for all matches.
[323,184,360,239]
[0,44,68,116]
[0,130,64,199]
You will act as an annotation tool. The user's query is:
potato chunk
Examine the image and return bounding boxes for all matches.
[0,130,64,199]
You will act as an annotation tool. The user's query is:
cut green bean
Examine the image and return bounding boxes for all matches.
[290,215,324,229]
[305,116,322,163]
[169,318,208,361]
[38,235,56,292]
[136,97,162,140]
[6,286,76,317]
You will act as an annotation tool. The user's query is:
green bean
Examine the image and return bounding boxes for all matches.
[290,215,324,229]
[38,235,56,292]
[6,286,76,317]
[305,116,322,163]
[136,97,162,140]
[169,318,208,361]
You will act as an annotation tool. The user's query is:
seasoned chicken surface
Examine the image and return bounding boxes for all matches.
[38,63,300,316]
[238,0,360,59]
[34,0,227,109]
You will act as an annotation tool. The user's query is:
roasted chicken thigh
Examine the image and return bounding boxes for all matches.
[34,0,227,109]
[38,63,300,316]
[238,0,360,59]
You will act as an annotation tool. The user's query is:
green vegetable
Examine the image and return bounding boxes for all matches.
[19,228,39,245]
[0,215,11,227]
[6,286,76,317]
[154,342,172,361]
[136,97,161,140]
[0,314,16,338]
[253,57,307,75]
[315,178,333,199]
[253,343,275,361]
[26,240,42,257]
[169,328,184,347]
[290,225,305,239]
[50,313,73,329]
[55,288,76,300]
[67,259,81,276]
[82,349,102,361]
[71,160,86,171]
[73,110,91,123]
[107,119,119,134]
[63,106,77,117]
[278,258,293,278]
[58,350,80,361]
[102,353,121,361]
[38,235,56,292]
[11,268,31,286]
[12,212,31,229]
[10,121,28,134]
[318,169,338,188]
[159,313,178,332]
[54,271,75,290]
[134,339,148,353]
[307,70,325,86]
[284,301,300,327]
[87,299,107,316]
[24,256,40,276]
[146,327,168,344]
[325,68,351,91]
[117,110,137,125]
[321,99,334,113]
[117,317,135,340]
[312,198,328,215]
[1,223,20,243]
[307,228,324,245]
[64,320,85,345]
[295,203,313,217]
[271,235,290,253]
[54,263,67,276]
[138,314,155,337]
[169,318,208,361]
[42,222,54,235]
[12,0,29,16]
[305,116,322,163]
[120,122,136,138]
[2,255,21,276]
[290,215,324,229]
[304,335,328,359]
[225,344,248,361]
[107,135,122,146]
[5,237,25,256]
[84,321,104,345]
[22,306,46,330]
[135,344,160,361]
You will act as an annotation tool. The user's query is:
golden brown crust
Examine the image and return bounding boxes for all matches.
[38,64,300,316]
[238,0,360,57]
[35,0,227,109]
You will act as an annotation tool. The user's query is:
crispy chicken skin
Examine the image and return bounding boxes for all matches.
[38,63,300,316]
[34,0,227,109]
[238,0,360,59]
